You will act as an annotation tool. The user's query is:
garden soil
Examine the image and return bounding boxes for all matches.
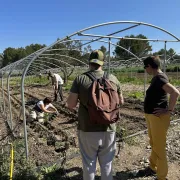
[0,83,179,179]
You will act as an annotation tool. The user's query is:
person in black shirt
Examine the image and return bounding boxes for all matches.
[140,56,179,180]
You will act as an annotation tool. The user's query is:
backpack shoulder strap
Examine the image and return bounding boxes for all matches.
[83,71,97,81]
[103,71,109,79]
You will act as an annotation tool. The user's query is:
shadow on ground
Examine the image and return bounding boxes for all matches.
[44,168,146,180]
[0,167,153,180]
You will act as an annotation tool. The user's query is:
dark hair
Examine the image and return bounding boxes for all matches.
[48,71,54,77]
[143,56,161,69]
[43,97,52,104]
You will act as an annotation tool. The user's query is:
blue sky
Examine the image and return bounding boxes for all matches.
[1,0,180,53]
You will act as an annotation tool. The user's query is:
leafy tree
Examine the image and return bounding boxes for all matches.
[153,49,165,56]
[100,46,107,55]
[83,45,92,54]
[2,44,46,67]
[153,48,177,62]
[168,48,175,56]
[48,38,85,83]
[16,48,27,60]
[3,47,18,66]
[153,48,176,56]
[25,44,46,55]
[81,44,93,63]
[114,34,152,60]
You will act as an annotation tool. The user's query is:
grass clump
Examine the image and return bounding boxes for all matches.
[128,91,144,100]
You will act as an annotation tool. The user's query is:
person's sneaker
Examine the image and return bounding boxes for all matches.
[136,167,156,177]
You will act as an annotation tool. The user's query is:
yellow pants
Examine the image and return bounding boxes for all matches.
[145,113,170,180]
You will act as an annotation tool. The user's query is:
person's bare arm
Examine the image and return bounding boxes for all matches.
[66,93,78,110]
[119,91,124,105]
[48,105,58,113]
[39,104,54,113]
[163,83,180,111]
[153,83,179,115]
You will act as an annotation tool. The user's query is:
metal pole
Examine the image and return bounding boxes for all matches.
[54,38,141,62]
[39,54,88,66]
[108,38,111,75]
[2,71,5,114]
[79,33,179,42]
[81,24,140,47]
[7,71,13,129]
[164,41,167,73]
[20,37,70,159]
[9,143,14,180]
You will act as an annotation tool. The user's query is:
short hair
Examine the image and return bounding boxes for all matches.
[143,56,161,69]
[48,71,54,77]
[43,97,52,104]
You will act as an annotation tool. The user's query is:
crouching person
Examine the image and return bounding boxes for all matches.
[28,97,59,123]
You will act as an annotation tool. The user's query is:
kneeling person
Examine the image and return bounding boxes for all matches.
[29,97,59,123]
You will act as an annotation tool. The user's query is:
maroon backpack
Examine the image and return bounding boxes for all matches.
[84,71,120,124]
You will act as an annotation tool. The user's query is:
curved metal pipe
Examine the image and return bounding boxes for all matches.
[74,21,180,41]
[40,54,88,66]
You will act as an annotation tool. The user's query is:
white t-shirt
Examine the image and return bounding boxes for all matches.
[37,100,53,110]
[54,73,63,85]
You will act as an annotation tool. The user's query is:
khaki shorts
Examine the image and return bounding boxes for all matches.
[28,110,44,123]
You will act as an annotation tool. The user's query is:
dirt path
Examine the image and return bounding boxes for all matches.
[65,121,180,180]
[1,83,180,179]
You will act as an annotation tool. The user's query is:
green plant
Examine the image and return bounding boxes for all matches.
[44,113,49,122]
[116,126,127,139]
[0,140,38,180]
[0,145,10,179]
[116,126,138,145]
[128,91,144,100]
[64,81,73,91]
[24,75,49,86]
[125,137,138,146]
[40,164,57,174]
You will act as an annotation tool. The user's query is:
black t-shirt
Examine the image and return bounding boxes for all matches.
[144,73,169,114]
[33,101,43,113]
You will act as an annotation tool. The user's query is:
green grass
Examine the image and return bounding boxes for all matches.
[64,81,73,91]
[128,91,144,100]
[168,77,180,86]
[25,75,49,86]
[3,75,50,87]
[4,69,180,92]
[116,126,138,146]
[0,139,65,180]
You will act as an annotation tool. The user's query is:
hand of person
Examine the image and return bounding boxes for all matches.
[55,111,60,116]
[153,108,171,116]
